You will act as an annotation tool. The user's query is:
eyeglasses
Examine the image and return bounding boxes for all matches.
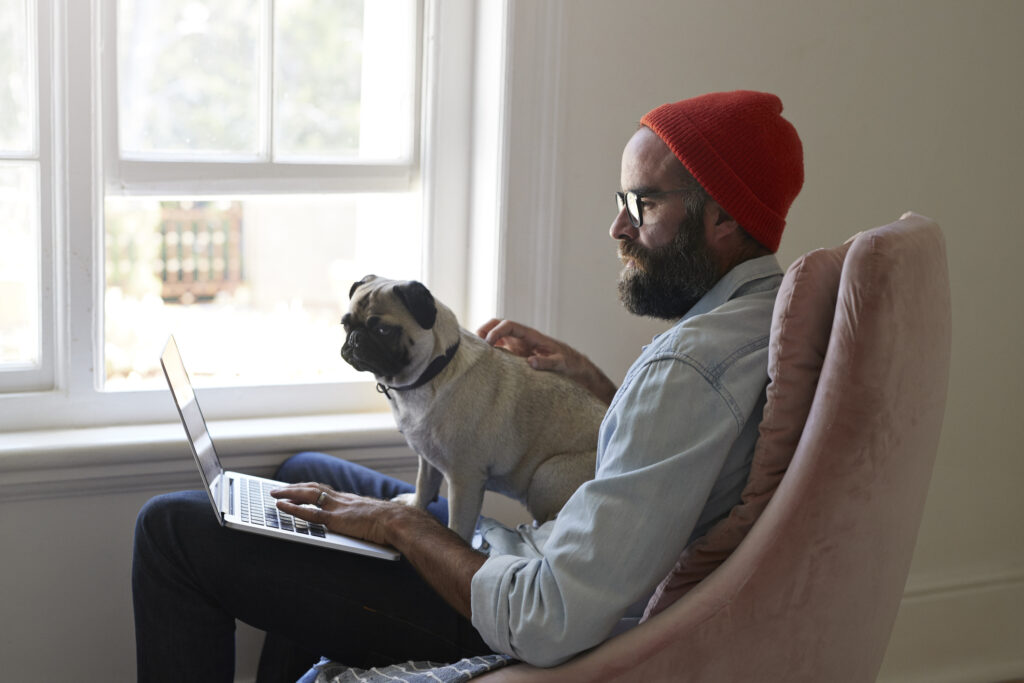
[615,189,694,229]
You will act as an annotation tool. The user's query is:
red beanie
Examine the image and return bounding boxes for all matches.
[640,90,803,252]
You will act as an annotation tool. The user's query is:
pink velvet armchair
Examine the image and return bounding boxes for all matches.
[478,213,952,682]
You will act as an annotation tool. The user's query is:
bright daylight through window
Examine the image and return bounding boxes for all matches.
[0,0,39,370]
[105,0,420,390]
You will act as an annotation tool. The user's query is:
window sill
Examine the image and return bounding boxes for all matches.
[0,412,414,502]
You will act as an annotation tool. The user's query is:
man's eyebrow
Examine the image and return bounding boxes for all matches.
[621,184,660,195]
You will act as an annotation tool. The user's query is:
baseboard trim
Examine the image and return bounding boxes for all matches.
[879,567,1024,683]
[880,660,1024,683]
[903,566,1024,601]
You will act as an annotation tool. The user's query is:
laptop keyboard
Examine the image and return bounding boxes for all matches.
[239,477,327,538]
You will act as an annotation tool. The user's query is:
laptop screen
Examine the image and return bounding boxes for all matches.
[161,337,223,495]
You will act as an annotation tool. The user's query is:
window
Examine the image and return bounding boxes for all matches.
[0,0,50,393]
[105,0,420,390]
[0,0,485,430]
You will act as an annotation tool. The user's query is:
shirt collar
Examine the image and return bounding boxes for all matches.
[678,254,783,323]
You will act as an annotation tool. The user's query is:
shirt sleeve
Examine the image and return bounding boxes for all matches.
[470,354,748,667]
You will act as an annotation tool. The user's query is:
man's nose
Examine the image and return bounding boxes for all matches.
[610,205,637,241]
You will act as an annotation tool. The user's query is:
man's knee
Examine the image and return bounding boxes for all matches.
[275,451,334,483]
[134,490,212,559]
[135,492,180,544]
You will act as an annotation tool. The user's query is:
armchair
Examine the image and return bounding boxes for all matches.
[478,212,952,682]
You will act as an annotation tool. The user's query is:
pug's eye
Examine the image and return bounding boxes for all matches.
[376,325,394,337]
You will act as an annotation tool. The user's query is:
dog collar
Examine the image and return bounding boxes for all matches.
[377,340,460,400]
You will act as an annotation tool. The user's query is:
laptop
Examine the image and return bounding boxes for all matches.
[160,335,400,560]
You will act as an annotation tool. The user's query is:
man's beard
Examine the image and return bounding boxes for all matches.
[617,213,720,320]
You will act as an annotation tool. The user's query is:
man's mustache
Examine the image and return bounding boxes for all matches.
[619,242,655,268]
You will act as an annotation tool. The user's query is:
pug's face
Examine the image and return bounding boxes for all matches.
[341,275,444,385]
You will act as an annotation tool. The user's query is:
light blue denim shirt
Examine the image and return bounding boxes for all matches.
[470,254,784,667]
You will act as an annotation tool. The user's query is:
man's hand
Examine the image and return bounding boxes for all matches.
[271,483,404,546]
[271,483,485,619]
[477,318,617,405]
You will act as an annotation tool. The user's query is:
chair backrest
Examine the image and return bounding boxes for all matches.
[480,213,952,682]
[644,233,853,618]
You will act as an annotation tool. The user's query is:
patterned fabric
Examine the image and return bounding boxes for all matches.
[313,654,513,683]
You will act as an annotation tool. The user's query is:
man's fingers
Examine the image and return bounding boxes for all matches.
[478,318,527,343]
[480,319,545,346]
[270,483,330,498]
[481,319,520,345]
[270,484,336,517]
[528,354,565,373]
[476,318,501,339]
[275,498,316,520]
[277,494,338,525]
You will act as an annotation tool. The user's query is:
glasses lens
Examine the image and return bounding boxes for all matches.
[626,192,641,228]
[615,192,626,213]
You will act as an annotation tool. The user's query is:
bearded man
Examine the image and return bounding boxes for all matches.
[132,90,804,681]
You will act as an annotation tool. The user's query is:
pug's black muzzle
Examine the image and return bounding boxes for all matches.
[341,328,409,380]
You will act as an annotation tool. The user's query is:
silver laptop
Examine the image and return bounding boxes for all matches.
[160,335,400,560]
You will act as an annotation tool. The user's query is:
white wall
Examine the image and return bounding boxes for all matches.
[2,1,1021,681]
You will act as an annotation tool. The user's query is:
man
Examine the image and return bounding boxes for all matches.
[132,90,803,680]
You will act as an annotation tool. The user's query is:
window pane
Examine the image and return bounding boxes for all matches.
[274,0,416,162]
[274,0,363,160]
[117,0,261,158]
[0,0,34,154]
[0,162,40,367]
[104,192,422,389]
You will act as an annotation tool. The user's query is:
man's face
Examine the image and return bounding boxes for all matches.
[610,127,720,319]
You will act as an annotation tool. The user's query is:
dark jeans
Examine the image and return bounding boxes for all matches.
[132,452,491,683]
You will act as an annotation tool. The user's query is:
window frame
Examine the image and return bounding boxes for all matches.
[0,0,483,431]
[102,0,422,197]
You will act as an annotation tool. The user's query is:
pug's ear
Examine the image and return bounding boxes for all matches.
[349,274,377,299]
[393,281,437,329]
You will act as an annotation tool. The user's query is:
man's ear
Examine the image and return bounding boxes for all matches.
[714,207,734,227]
[703,200,769,273]
[703,200,741,248]
[349,274,377,299]
[393,281,437,330]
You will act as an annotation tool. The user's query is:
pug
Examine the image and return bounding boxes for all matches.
[341,275,605,541]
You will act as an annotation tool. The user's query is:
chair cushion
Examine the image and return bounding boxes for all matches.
[642,239,852,620]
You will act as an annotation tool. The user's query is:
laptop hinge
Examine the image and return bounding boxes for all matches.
[210,472,228,524]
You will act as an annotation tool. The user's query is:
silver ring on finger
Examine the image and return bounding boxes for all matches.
[315,490,329,508]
